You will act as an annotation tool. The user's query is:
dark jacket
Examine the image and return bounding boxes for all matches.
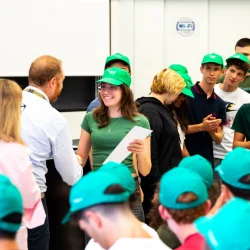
[136,97,182,183]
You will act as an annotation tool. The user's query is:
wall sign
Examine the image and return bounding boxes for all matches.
[176,17,195,36]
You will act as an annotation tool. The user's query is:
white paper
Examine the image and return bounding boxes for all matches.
[103,126,152,164]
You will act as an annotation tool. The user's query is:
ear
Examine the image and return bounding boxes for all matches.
[84,210,102,229]
[158,205,171,221]
[221,184,234,201]
[47,77,57,89]
[200,66,203,74]
[204,199,212,214]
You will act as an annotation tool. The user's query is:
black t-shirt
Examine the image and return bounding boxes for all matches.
[185,82,227,166]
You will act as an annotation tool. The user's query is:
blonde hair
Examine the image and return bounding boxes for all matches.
[150,68,186,95]
[0,79,24,144]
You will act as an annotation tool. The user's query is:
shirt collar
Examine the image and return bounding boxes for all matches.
[24,86,49,102]
[194,82,216,100]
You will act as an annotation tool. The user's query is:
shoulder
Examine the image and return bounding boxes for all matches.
[134,115,150,126]
[215,94,225,105]
[0,142,29,160]
[237,88,250,101]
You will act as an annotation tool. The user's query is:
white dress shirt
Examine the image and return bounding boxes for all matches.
[21,86,83,192]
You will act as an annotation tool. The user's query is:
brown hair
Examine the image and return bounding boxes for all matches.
[0,79,24,144]
[150,68,186,95]
[166,192,207,224]
[28,55,63,87]
[226,59,250,75]
[93,84,140,128]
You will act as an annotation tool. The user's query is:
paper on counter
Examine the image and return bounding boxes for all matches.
[103,126,152,164]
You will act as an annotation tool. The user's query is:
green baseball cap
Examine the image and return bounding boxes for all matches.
[169,64,194,98]
[201,53,224,67]
[195,197,250,250]
[105,53,130,67]
[226,53,249,64]
[0,175,23,233]
[178,155,213,189]
[216,147,250,189]
[98,162,135,195]
[159,168,208,210]
[62,171,130,224]
[96,67,132,87]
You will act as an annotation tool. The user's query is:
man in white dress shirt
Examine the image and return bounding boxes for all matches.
[21,55,83,250]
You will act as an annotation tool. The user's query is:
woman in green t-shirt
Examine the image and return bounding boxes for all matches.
[76,67,151,222]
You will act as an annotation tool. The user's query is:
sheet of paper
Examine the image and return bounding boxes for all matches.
[103,126,152,164]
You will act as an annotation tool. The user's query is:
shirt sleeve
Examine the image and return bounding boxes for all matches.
[81,112,92,133]
[52,119,83,186]
[232,104,246,134]
[136,115,151,136]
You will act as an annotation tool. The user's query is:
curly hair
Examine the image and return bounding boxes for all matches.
[93,84,140,128]
[226,59,250,75]
[150,68,186,95]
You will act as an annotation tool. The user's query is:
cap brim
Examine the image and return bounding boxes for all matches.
[61,211,71,224]
[182,87,194,98]
[202,61,223,67]
[96,77,123,86]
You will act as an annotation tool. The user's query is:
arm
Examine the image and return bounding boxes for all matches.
[52,121,83,186]
[182,143,189,157]
[76,128,92,167]
[233,132,250,149]
[209,125,223,144]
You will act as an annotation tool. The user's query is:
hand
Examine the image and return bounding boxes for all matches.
[127,139,145,156]
[201,114,221,132]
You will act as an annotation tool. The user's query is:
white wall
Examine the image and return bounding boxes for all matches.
[111,0,250,99]
[0,0,109,76]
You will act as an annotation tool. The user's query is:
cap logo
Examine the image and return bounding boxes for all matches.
[209,55,216,59]
[234,55,240,58]
[114,54,122,58]
[108,69,116,75]
[73,198,83,203]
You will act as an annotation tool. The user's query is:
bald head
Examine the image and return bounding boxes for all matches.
[28,55,63,87]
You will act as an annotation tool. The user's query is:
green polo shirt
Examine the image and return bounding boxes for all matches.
[232,103,250,141]
[81,112,150,173]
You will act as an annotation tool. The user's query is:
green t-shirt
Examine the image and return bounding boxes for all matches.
[232,103,250,141]
[81,112,150,173]
[217,74,250,93]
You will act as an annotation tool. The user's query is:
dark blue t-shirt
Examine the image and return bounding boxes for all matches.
[185,82,227,166]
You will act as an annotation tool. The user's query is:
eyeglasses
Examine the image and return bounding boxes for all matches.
[98,83,119,92]
[21,104,26,112]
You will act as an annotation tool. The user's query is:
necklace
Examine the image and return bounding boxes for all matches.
[108,118,120,133]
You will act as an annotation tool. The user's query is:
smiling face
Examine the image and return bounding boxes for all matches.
[99,82,122,108]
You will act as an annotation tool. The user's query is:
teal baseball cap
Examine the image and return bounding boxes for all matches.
[96,67,132,87]
[0,175,23,233]
[195,197,250,250]
[178,155,213,189]
[226,53,249,64]
[98,162,135,195]
[169,64,194,98]
[105,53,130,67]
[62,171,130,224]
[216,147,250,189]
[201,53,224,67]
[159,168,208,210]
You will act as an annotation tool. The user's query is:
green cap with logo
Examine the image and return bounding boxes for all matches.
[195,197,250,250]
[96,67,132,87]
[62,171,130,224]
[0,175,23,233]
[226,53,249,64]
[105,53,130,67]
[216,147,250,189]
[169,64,194,98]
[201,53,224,67]
[99,162,135,195]
[178,155,213,189]
[159,168,208,210]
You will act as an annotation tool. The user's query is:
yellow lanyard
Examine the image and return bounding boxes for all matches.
[24,88,46,100]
